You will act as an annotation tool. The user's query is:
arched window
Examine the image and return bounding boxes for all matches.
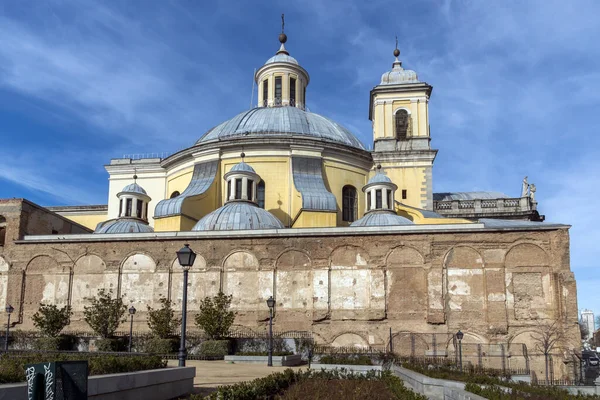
[125,199,132,217]
[0,216,6,246]
[395,109,411,141]
[342,185,357,222]
[257,181,266,209]
[170,191,180,199]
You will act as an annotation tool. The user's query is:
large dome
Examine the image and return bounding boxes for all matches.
[196,106,366,150]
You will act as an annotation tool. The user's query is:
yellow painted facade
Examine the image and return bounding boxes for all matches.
[292,210,337,228]
[323,160,368,226]
[57,213,107,230]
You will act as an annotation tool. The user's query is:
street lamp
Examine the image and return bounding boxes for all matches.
[5,304,14,352]
[128,306,136,353]
[266,296,275,367]
[176,244,196,367]
[456,330,464,373]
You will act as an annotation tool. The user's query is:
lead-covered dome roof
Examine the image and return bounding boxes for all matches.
[119,182,147,196]
[197,106,366,150]
[350,211,414,227]
[95,218,154,234]
[192,201,284,231]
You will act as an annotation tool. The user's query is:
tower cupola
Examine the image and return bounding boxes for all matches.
[255,15,309,109]
[363,166,398,213]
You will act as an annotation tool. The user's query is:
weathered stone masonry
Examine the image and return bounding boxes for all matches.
[0,226,578,355]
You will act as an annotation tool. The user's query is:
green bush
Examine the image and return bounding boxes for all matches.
[95,338,126,352]
[465,382,600,400]
[235,351,293,356]
[194,292,235,340]
[0,353,166,384]
[143,337,179,354]
[319,354,373,365]
[83,289,127,339]
[33,335,75,351]
[147,297,181,339]
[199,340,232,357]
[32,304,72,337]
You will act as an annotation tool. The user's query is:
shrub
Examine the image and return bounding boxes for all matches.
[147,297,180,339]
[31,304,72,337]
[143,337,179,354]
[83,289,127,339]
[234,351,293,356]
[33,336,75,351]
[0,352,166,384]
[194,292,235,340]
[95,338,126,352]
[199,340,232,357]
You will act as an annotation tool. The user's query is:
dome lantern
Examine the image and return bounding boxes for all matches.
[363,165,398,213]
[255,15,310,110]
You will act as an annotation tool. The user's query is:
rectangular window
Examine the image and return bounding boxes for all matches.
[275,76,282,104]
[136,199,143,218]
[257,182,265,209]
[290,77,296,105]
[119,199,123,217]
[145,203,148,219]
[235,179,243,200]
[126,198,132,217]
[376,189,382,209]
[247,182,253,201]
[402,189,407,200]
[367,194,371,210]
[387,190,392,208]
[227,180,231,200]
[262,79,268,105]
[303,87,306,107]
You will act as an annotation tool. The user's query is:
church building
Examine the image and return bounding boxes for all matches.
[0,26,579,378]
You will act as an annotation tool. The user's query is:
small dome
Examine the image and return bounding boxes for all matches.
[351,211,414,227]
[120,182,147,196]
[265,53,299,65]
[95,218,154,234]
[230,162,256,174]
[368,173,392,185]
[380,61,419,85]
[192,202,284,231]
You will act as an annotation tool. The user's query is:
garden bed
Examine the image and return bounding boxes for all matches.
[189,368,427,400]
[0,351,166,384]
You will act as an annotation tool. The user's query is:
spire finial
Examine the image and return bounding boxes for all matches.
[393,36,400,58]
[279,14,288,44]
[133,168,138,182]
[377,164,382,172]
[240,152,246,160]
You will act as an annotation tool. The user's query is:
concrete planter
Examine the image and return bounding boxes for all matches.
[224,354,302,366]
[392,365,486,400]
[310,364,383,375]
[0,367,195,400]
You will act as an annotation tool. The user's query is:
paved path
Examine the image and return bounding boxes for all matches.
[167,360,307,396]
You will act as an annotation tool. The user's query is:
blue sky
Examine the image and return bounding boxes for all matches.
[0,1,598,318]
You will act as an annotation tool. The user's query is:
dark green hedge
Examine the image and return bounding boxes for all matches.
[199,340,231,357]
[318,354,373,365]
[465,382,600,400]
[235,351,294,356]
[0,352,166,384]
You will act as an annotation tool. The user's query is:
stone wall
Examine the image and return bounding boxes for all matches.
[0,223,580,378]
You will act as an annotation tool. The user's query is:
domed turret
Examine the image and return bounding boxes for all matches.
[380,45,419,85]
[350,166,413,227]
[192,155,284,231]
[95,175,154,233]
[255,15,309,109]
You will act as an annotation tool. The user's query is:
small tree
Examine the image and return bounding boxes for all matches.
[580,321,590,341]
[32,304,72,337]
[194,292,235,340]
[531,320,568,382]
[147,297,180,338]
[83,289,127,338]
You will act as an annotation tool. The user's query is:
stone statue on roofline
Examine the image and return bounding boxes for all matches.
[521,176,529,197]
[530,184,536,201]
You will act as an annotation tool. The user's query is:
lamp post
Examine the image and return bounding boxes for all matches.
[176,244,196,367]
[266,296,275,367]
[4,304,14,352]
[456,330,464,373]
[128,306,136,353]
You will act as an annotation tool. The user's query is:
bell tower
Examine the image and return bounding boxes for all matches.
[369,40,437,210]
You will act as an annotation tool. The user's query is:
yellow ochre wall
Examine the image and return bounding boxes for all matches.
[323,160,368,226]
[375,166,427,210]
[58,213,107,230]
